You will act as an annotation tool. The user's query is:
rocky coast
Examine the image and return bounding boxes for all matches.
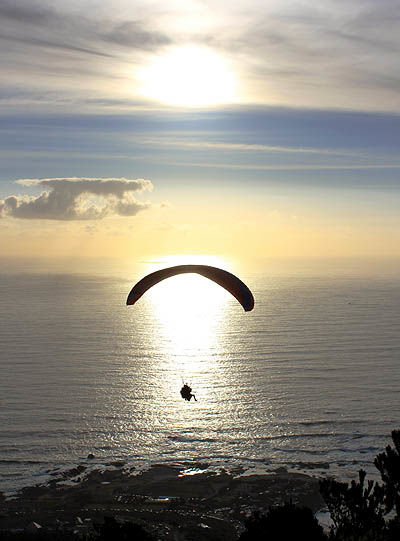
[0,462,325,540]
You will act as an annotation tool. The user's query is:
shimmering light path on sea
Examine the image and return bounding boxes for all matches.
[1,262,400,491]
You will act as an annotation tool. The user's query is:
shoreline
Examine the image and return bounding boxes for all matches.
[0,462,325,539]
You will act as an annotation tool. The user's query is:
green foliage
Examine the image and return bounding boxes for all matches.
[238,501,327,541]
[319,470,386,541]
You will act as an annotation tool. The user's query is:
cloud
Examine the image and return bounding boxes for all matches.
[208,1,400,108]
[138,137,359,156]
[0,0,52,25]
[102,21,172,50]
[1,33,115,59]
[0,0,173,109]
[1,0,400,112]
[163,160,400,172]
[0,1,172,58]
[2,177,153,220]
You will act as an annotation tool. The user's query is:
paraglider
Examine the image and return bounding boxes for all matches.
[126,264,254,311]
[180,383,197,402]
[126,264,254,402]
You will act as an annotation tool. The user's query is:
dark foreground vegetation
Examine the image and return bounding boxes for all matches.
[2,430,400,540]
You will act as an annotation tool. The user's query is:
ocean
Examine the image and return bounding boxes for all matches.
[1,258,400,493]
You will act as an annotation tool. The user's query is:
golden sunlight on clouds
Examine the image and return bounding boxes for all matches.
[139,46,237,107]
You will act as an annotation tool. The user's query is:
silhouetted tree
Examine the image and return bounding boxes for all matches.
[239,501,327,541]
[374,430,400,516]
[319,470,386,540]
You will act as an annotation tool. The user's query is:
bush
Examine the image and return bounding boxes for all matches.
[374,430,400,516]
[319,470,386,540]
[88,516,155,541]
[239,501,327,541]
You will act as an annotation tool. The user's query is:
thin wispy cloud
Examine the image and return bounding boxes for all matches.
[165,161,400,172]
[0,0,173,110]
[0,0,171,55]
[0,177,152,220]
[137,138,362,156]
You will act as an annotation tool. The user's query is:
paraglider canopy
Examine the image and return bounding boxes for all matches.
[126,264,254,311]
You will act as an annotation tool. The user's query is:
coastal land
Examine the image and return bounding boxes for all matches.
[0,462,324,540]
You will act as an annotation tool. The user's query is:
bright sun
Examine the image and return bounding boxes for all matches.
[139,46,236,107]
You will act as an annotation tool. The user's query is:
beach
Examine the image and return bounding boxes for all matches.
[0,462,324,539]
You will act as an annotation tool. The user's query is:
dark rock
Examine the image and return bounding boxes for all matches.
[106,460,126,468]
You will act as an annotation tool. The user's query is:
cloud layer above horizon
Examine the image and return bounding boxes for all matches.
[1,0,400,111]
[0,177,152,220]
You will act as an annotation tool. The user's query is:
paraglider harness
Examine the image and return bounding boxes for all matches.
[180,383,197,401]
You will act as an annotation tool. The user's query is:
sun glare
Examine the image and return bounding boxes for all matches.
[154,254,232,269]
[142,254,232,375]
[139,46,236,107]
[149,274,228,373]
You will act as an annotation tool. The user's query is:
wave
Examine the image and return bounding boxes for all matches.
[0,459,49,465]
[257,433,340,442]
[299,419,368,427]
[167,436,217,443]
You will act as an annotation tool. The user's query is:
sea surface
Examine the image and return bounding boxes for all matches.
[1,258,400,493]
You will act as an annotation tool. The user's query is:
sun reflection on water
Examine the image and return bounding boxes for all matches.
[149,274,228,370]
[126,255,236,405]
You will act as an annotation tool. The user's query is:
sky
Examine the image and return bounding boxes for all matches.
[1,0,399,268]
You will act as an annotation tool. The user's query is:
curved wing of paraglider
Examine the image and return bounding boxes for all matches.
[126,265,254,311]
